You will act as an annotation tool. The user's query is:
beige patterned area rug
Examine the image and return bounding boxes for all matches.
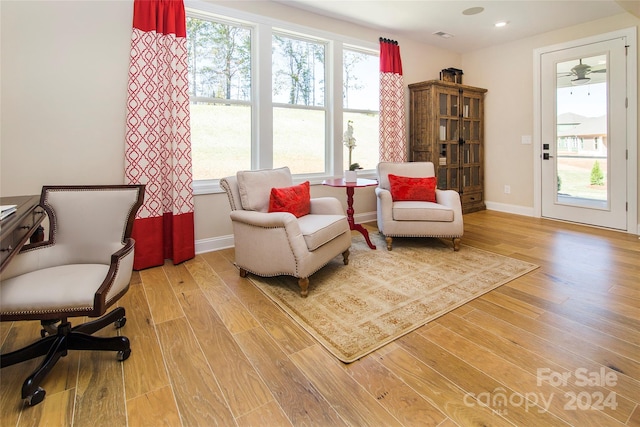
[249,233,538,363]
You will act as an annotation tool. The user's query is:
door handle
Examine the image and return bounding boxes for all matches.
[543,153,554,160]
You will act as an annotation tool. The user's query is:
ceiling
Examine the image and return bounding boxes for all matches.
[273,1,638,53]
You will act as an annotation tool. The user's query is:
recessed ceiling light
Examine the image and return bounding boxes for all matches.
[462,7,484,16]
[495,21,508,28]
[433,31,454,39]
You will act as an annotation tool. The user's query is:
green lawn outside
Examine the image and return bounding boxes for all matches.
[557,157,607,201]
[190,103,379,180]
[192,104,605,202]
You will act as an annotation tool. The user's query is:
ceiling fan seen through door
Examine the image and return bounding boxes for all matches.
[557,57,607,86]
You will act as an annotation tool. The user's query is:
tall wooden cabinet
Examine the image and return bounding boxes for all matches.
[408,80,487,213]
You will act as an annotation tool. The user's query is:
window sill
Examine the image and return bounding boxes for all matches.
[192,170,377,196]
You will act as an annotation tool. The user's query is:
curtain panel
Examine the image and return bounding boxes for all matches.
[379,38,407,162]
[125,0,195,270]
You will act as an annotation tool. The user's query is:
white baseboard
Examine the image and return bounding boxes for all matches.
[485,202,640,237]
[195,234,235,254]
[194,207,639,253]
[195,210,378,254]
[354,210,377,225]
[484,201,535,217]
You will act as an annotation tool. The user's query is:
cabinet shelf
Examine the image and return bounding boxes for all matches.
[409,80,487,213]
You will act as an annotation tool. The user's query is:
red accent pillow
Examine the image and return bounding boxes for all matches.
[388,174,437,202]
[268,181,311,217]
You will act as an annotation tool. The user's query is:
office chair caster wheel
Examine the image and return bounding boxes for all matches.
[26,387,46,407]
[114,317,127,329]
[117,349,131,361]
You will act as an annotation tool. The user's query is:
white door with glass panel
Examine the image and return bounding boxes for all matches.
[540,37,627,230]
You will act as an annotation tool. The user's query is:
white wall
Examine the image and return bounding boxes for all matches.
[1,1,638,252]
[461,13,639,220]
[1,0,132,195]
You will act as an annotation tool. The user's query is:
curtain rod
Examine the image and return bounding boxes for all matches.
[379,37,398,45]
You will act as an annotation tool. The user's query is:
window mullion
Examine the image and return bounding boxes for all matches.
[331,42,344,175]
[255,22,273,170]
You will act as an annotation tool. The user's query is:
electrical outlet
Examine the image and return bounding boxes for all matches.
[504,185,511,194]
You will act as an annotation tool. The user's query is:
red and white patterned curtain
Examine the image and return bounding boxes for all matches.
[125,0,195,270]
[379,37,407,162]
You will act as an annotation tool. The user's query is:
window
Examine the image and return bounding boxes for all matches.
[342,48,379,171]
[187,15,252,181]
[272,33,327,174]
[186,4,379,192]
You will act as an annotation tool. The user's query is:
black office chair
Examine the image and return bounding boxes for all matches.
[0,185,144,406]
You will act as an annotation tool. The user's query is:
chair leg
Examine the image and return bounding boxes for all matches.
[73,307,126,335]
[239,268,248,278]
[2,309,131,407]
[453,238,461,251]
[1,334,59,368]
[21,331,69,404]
[385,236,393,251]
[342,249,350,265]
[67,332,130,353]
[298,277,309,298]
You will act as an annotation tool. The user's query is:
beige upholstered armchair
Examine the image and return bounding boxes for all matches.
[376,162,463,251]
[0,185,144,406]
[220,167,351,297]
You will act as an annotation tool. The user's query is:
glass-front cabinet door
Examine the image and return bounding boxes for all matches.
[408,80,486,213]
[461,91,483,194]
[436,87,461,189]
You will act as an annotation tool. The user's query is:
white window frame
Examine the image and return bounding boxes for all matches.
[272,29,331,179]
[186,0,378,195]
[342,44,380,171]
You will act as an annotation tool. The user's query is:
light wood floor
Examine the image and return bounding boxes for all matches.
[1,210,639,426]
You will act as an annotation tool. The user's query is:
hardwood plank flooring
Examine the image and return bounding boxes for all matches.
[1,210,639,426]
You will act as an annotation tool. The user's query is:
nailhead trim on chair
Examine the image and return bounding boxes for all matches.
[44,187,141,246]
[382,233,462,238]
[14,240,55,255]
[1,237,136,318]
[235,222,300,277]
[235,257,336,281]
[219,178,238,211]
[1,306,94,317]
[102,243,134,309]
[234,222,340,281]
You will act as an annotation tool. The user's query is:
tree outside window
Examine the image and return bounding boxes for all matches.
[272,34,326,174]
[343,48,379,172]
[187,16,252,181]
[186,9,379,188]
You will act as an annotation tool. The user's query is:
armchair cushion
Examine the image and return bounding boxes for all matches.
[1,264,109,313]
[392,201,454,222]
[238,167,292,212]
[268,181,311,218]
[298,214,348,251]
[388,174,437,202]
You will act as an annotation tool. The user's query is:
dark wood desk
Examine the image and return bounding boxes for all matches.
[0,195,46,273]
[322,178,378,249]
